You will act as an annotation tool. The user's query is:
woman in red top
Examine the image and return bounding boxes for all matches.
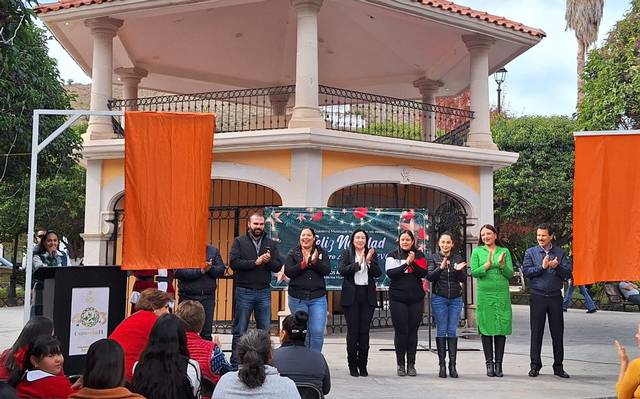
[109,288,172,382]
[11,335,75,398]
[0,316,54,381]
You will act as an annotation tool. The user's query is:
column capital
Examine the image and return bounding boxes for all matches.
[84,17,123,37]
[115,67,148,84]
[462,34,495,51]
[412,77,443,96]
[291,0,323,13]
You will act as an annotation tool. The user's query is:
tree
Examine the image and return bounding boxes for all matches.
[492,116,577,257]
[578,0,640,130]
[565,0,604,109]
[0,1,84,257]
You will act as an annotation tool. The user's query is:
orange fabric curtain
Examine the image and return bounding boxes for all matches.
[122,112,214,270]
[573,133,640,284]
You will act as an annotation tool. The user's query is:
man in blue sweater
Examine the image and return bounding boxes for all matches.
[523,223,572,379]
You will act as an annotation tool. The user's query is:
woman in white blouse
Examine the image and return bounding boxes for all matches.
[338,229,382,377]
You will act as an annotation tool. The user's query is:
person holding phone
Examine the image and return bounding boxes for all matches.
[385,230,428,377]
[471,224,514,378]
[338,228,381,377]
[229,213,282,369]
[284,227,331,352]
[175,245,226,340]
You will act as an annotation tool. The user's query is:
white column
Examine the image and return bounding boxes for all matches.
[479,166,494,227]
[462,35,498,150]
[81,160,107,265]
[84,17,123,140]
[283,149,323,207]
[413,77,443,141]
[115,67,148,110]
[288,0,325,129]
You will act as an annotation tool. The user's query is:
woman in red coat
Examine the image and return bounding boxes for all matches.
[109,288,172,382]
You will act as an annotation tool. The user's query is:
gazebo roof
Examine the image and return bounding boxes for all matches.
[36,0,544,99]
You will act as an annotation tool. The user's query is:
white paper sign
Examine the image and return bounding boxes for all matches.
[69,287,109,356]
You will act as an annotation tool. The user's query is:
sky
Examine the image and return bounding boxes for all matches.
[45,0,631,117]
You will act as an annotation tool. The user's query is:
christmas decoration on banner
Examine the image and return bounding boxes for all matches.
[265,207,430,289]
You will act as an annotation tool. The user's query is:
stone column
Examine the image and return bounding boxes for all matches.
[81,159,107,265]
[115,67,148,111]
[288,0,326,129]
[462,35,498,150]
[413,77,443,141]
[84,17,123,140]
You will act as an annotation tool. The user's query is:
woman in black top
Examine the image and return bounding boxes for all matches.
[385,230,428,377]
[426,232,467,378]
[284,227,331,352]
[338,229,382,377]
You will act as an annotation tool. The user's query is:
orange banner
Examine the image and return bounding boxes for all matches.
[122,112,214,270]
[573,133,640,284]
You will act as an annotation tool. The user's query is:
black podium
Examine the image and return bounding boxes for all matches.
[32,266,127,375]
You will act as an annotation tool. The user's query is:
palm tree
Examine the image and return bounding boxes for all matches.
[565,0,605,110]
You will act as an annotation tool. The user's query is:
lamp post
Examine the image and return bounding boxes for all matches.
[494,67,507,113]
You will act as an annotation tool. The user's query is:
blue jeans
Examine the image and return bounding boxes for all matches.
[563,282,597,311]
[231,287,272,368]
[288,295,327,352]
[431,294,463,337]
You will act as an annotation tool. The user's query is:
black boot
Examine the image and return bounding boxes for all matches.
[447,337,459,378]
[357,346,369,377]
[481,335,495,377]
[436,337,447,378]
[494,335,505,378]
[348,343,358,377]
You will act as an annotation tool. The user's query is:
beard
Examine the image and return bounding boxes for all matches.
[249,227,263,238]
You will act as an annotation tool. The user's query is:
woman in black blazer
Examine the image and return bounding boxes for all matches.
[338,229,382,377]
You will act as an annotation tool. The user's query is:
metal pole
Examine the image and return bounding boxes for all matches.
[497,85,502,114]
[24,111,40,323]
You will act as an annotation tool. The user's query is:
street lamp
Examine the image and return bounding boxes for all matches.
[494,67,507,113]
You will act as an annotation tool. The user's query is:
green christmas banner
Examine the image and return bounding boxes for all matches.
[265,207,429,290]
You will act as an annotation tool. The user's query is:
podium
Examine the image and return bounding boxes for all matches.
[32,266,128,375]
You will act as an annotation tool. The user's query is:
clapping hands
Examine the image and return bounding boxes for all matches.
[454,261,467,271]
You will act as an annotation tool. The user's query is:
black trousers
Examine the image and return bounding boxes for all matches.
[180,293,215,340]
[529,293,564,371]
[343,285,375,368]
[390,299,423,366]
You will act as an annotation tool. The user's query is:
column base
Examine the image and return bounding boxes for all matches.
[288,106,326,129]
[81,233,109,265]
[466,133,498,150]
[87,123,118,140]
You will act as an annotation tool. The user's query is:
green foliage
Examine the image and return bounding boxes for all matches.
[0,2,84,257]
[493,116,578,252]
[578,0,640,129]
[363,121,422,140]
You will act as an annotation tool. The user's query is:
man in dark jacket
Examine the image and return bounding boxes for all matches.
[229,213,282,368]
[523,223,572,379]
[175,245,226,340]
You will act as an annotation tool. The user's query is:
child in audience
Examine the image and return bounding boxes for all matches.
[11,336,75,398]
[0,316,54,381]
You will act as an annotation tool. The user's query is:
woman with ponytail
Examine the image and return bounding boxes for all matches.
[385,230,428,377]
[213,329,300,398]
[272,311,331,395]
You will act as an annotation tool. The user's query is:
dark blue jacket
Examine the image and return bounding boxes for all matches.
[522,245,572,296]
[175,245,226,296]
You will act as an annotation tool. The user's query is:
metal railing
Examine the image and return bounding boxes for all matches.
[108,85,473,145]
[108,85,296,134]
[318,85,473,143]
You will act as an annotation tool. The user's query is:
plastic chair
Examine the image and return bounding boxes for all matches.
[296,382,324,399]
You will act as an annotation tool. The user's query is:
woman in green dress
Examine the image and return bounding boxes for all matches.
[470,224,514,378]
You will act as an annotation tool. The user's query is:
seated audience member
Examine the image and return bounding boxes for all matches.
[175,300,231,385]
[131,314,200,399]
[69,339,143,399]
[0,382,16,399]
[213,329,300,399]
[615,322,640,399]
[0,316,54,381]
[272,311,330,396]
[620,281,640,305]
[109,288,172,382]
[11,336,75,398]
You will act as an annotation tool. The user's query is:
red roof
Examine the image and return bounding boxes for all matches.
[34,0,546,38]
